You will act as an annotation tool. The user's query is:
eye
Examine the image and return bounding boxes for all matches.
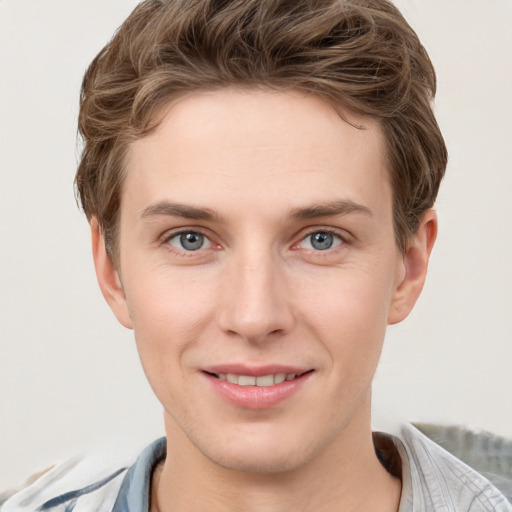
[299,231,343,251]
[168,231,212,251]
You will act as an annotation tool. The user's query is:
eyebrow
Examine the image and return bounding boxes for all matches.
[288,199,372,220]
[140,198,372,223]
[141,201,221,221]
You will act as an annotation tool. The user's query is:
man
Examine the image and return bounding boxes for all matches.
[3,0,511,511]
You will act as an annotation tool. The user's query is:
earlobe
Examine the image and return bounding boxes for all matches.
[388,210,438,325]
[90,219,133,329]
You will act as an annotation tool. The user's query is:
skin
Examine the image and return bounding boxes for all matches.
[92,89,437,512]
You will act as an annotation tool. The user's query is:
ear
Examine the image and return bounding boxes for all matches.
[90,219,133,329]
[388,210,438,325]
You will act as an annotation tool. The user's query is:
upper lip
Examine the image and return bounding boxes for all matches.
[202,364,312,377]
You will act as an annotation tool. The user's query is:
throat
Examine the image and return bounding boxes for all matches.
[149,460,165,512]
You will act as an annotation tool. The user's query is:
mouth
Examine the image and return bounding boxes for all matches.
[202,368,314,409]
[205,371,312,387]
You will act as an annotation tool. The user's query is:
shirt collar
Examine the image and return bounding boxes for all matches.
[112,437,166,512]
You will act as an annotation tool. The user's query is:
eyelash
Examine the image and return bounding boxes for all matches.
[161,229,215,255]
[160,227,349,256]
[295,229,346,252]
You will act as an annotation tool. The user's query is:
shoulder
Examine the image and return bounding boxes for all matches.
[0,442,148,512]
[395,423,512,512]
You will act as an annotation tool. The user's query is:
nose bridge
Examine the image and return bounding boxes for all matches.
[219,242,293,342]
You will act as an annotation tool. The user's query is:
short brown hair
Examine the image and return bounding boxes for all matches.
[76,0,447,261]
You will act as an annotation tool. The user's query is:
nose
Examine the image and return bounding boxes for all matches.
[217,249,295,344]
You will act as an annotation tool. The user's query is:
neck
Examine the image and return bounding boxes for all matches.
[152,402,401,512]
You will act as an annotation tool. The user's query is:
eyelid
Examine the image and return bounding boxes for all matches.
[170,232,212,251]
[158,225,350,255]
[160,227,218,252]
[293,227,350,251]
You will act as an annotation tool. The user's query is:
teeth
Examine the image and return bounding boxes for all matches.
[226,374,238,384]
[256,375,274,386]
[238,375,256,386]
[217,373,297,386]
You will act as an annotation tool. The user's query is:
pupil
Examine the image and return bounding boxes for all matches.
[180,232,203,251]
[311,232,333,250]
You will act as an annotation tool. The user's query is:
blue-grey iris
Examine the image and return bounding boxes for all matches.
[310,232,334,250]
[180,232,204,251]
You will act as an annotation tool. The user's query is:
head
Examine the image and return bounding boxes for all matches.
[76,0,447,264]
[76,0,447,475]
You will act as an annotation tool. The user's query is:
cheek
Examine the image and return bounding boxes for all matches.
[123,268,218,372]
[300,267,394,360]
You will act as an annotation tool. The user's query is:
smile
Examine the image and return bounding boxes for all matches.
[204,369,313,409]
[215,373,299,386]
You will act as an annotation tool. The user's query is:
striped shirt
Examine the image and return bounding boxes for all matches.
[2,424,511,511]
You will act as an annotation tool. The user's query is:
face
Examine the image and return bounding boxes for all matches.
[94,89,434,474]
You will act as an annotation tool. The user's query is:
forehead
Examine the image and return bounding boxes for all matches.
[123,89,391,220]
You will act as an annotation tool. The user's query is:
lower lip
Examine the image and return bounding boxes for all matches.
[204,372,312,410]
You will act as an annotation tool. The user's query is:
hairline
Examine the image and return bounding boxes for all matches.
[103,86,408,266]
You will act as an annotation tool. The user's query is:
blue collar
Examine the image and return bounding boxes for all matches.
[112,437,166,512]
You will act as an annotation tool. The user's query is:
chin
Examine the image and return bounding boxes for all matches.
[208,445,309,474]
[191,425,330,475]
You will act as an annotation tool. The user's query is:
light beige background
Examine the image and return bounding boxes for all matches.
[1,0,511,490]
